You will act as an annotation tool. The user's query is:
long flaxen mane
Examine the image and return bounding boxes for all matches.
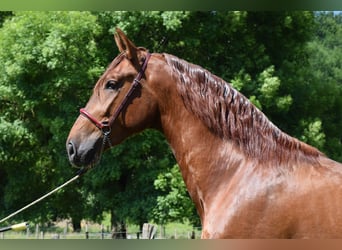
[164,53,323,164]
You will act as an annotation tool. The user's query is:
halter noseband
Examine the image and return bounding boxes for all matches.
[80,52,151,137]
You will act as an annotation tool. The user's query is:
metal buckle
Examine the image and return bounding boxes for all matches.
[101,124,111,136]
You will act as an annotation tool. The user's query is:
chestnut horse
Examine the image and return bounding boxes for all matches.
[67,28,342,238]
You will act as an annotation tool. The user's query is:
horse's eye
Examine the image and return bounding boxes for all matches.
[105,80,119,90]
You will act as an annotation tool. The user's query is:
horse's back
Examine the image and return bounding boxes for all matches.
[288,156,342,238]
[202,156,342,238]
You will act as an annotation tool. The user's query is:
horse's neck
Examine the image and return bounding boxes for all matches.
[159,98,245,216]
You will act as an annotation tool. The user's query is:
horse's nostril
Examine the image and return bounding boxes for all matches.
[67,141,76,160]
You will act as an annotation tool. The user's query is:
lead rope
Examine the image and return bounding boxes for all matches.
[1,116,116,224]
[0,131,113,224]
[0,167,87,224]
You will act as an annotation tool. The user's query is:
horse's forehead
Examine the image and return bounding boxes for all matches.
[97,54,130,82]
[107,53,129,73]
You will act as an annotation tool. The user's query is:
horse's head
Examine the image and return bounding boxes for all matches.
[66,28,160,167]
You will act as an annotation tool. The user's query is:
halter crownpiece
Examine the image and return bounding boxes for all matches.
[80,52,151,136]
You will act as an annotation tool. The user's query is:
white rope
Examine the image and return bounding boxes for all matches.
[0,174,81,224]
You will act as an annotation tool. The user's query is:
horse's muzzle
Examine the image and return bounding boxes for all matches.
[66,139,100,167]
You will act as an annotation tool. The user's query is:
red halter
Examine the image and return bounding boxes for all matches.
[80,52,151,135]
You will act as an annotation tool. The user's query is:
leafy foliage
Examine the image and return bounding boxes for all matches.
[0,11,101,225]
[0,11,340,230]
[153,165,200,226]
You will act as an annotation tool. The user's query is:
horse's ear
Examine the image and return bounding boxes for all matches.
[114,28,138,62]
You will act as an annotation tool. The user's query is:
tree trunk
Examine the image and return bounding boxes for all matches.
[71,218,81,232]
[111,221,127,239]
[110,209,127,239]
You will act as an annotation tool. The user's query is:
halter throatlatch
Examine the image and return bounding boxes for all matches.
[80,52,151,139]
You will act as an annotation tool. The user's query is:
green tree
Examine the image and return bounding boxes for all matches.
[0,11,101,228]
[153,164,200,227]
[301,12,342,161]
[0,12,12,26]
